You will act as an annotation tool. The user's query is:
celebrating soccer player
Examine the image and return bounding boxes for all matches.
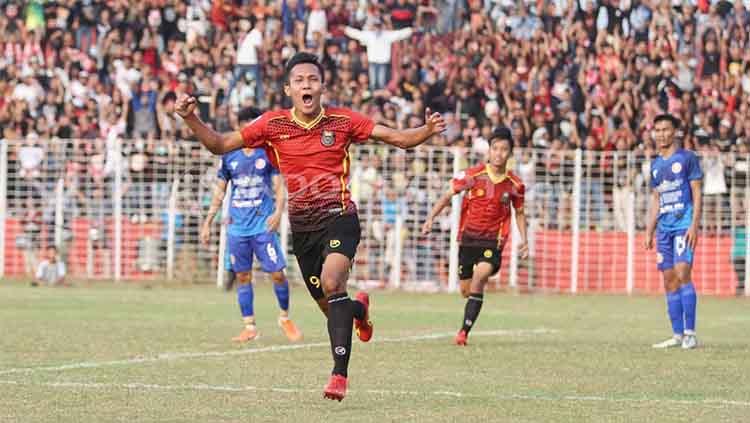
[421,127,528,346]
[200,107,303,345]
[176,52,446,401]
[645,113,702,350]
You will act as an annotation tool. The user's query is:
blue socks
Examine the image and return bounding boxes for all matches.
[237,284,255,318]
[681,282,697,332]
[237,277,290,322]
[666,282,698,336]
[273,279,290,312]
[666,290,684,336]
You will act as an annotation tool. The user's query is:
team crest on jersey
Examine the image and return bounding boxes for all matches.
[321,130,335,147]
[230,161,239,170]
[255,158,266,170]
[330,239,341,248]
[483,249,493,258]
[671,162,682,174]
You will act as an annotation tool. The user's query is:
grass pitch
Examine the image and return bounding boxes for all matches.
[1,281,749,422]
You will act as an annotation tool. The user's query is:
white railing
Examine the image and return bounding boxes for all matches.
[1,138,748,296]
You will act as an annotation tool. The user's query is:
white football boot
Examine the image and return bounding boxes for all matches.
[652,335,683,349]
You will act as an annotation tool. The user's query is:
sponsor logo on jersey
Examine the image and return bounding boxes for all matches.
[233,175,264,187]
[321,130,335,147]
[656,178,684,193]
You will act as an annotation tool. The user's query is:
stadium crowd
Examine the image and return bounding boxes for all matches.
[0,0,748,288]
[2,0,750,152]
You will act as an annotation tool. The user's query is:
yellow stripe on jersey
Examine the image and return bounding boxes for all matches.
[340,144,350,213]
[266,142,283,173]
[485,164,509,184]
[290,107,326,130]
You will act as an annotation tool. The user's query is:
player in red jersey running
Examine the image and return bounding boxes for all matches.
[175,52,446,401]
[422,127,528,346]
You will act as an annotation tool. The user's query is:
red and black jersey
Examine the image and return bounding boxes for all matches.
[241,107,374,232]
[452,164,525,248]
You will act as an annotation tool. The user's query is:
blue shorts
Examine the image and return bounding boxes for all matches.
[227,232,286,273]
[656,228,694,271]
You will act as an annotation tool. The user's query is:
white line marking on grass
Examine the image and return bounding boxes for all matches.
[0,328,554,376]
[1,379,748,408]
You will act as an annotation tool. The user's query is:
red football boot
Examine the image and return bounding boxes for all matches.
[323,374,347,402]
[354,292,373,342]
[455,329,468,346]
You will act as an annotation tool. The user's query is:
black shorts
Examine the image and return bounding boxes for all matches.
[458,245,502,281]
[291,213,361,300]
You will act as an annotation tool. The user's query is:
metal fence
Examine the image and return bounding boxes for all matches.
[1,138,748,296]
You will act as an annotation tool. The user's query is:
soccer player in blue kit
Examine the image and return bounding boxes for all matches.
[645,114,702,350]
[201,107,303,343]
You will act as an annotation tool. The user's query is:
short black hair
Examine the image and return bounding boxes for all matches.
[653,113,681,128]
[489,127,514,150]
[284,52,325,84]
[238,106,263,122]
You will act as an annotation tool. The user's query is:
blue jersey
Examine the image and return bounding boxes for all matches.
[650,148,703,231]
[218,149,279,237]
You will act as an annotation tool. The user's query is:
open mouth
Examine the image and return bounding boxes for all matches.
[302,94,313,106]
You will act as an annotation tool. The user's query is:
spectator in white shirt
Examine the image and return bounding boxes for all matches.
[228,18,265,104]
[344,18,413,90]
[12,72,43,112]
[306,2,328,45]
[32,246,67,287]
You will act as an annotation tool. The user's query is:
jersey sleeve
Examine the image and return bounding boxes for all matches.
[686,152,703,181]
[347,109,375,143]
[240,114,268,148]
[512,183,526,210]
[451,171,475,193]
[217,157,230,181]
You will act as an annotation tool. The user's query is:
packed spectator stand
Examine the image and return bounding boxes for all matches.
[0,0,748,293]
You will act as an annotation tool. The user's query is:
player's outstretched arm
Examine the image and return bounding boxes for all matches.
[421,188,455,235]
[514,207,529,259]
[644,189,660,250]
[685,179,702,250]
[174,95,244,154]
[266,174,285,232]
[371,107,446,149]
[200,179,229,245]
